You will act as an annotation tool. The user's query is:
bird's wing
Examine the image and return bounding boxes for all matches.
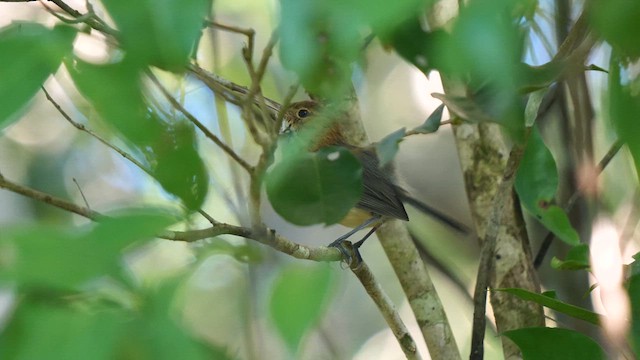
[350,147,409,221]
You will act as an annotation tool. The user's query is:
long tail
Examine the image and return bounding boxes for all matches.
[400,195,470,233]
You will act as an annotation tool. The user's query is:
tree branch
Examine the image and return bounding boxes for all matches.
[533,139,624,267]
[469,139,528,360]
[349,256,421,360]
[0,172,101,220]
[0,170,343,261]
[41,86,153,176]
[146,71,254,173]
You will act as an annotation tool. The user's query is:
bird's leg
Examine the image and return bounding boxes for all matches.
[329,215,382,265]
[328,215,381,247]
[353,223,381,249]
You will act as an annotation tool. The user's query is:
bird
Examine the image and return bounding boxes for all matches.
[281,100,466,255]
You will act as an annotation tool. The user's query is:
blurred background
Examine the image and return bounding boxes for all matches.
[1,0,638,359]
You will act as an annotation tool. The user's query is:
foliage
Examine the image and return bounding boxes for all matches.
[0,0,639,359]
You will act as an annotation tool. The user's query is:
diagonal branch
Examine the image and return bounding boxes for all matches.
[349,255,421,360]
[533,139,624,267]
[0,170,342,261]
[147,71,253,173]
[0,172,101,220]
[41,86,153,176]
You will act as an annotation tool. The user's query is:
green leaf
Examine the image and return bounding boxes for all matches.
[278,0,425,98]
[102,0,212,71]
[503,327,605,360]
[149,118,210,210]
[431,93,493,123]
[0,23,76,129]
[524,87,549,127]
[496,288,601,326]
[589,0,640,58]
[382,19,447,74]
[435,0,527,139]
[67,59,154,144]
[629,252,640,277]
[609,53,640,180]
[411,103,445,134]
[585,64,609,73]
[0,301,127,360]
[515,126,579,246]
[375,128,406,167]
[67,61,209,210]
[537,205,580,246]
[0,210,175,289]
[122,281,220,360]
[551,244,590,271]
[269,263,335,352]
[629,272,640,354]
[266,146,363,226]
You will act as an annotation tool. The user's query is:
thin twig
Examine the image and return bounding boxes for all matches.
[38,0,94,24]
[41,86,153,176]
[197,209,219,225]
[146,71,253,173]
[0,172,101,220]
[273,83,300,136]
[188,63,281,112]
[48,0,117,36]
[72,178,90,209]
[206,21,255,40]
[208,22,246,220]
[0,170,343,261]
[350,258,421,360]
[533,139,624,268]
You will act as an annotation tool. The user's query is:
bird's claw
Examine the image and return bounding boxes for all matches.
[329,239,362,269]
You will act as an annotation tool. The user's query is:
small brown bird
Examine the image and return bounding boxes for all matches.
[282,100,466,251]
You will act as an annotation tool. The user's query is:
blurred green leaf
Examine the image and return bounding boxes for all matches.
[629,252,640,277]
[431,93,493,123]
[515,126,579,246]
[375,128,406,167]
[0,210,175,289]
[551,244,590,271]
[411,103,445,134]
[0,301,127,360]
[149,117,209,210]
[266,146,363,226]
[503,327,605,360]
[67,59,157,145]
[585,64,608,73]
[436,0,527,139]
[102,0,212,71]
[609,53,640,180]
[537,205,580,246]
[590,0,640,58]
[438,0,525,85]
[269,263,335,352]
[68,61,208,210]
[496,288,600,325]
[122,281,222,360]
[629,271,640,355]
[382,18,447,74]
[0,22,76,129]
[524,88,549,127]
[278,0,425,98]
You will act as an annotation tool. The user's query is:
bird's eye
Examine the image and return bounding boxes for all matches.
[297,109,310,118]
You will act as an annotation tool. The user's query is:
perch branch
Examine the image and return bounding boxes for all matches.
[350,257,421,360]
